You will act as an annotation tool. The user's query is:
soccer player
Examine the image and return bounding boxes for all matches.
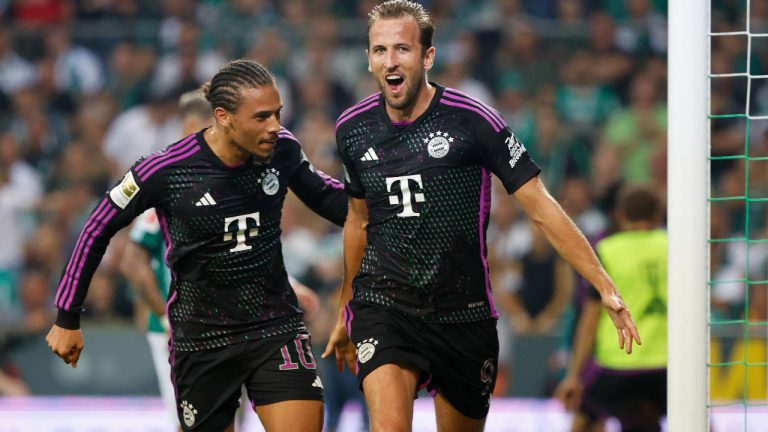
[322,2,641,431]
[46,59,346,432]
[555,185,666,432]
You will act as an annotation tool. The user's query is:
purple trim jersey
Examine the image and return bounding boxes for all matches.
[54,128,346,351]
[336,84,540,323]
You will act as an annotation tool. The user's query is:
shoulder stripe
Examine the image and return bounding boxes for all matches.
[136,138,198,179]
[135,133,196,174]
[336,101,379,131]
[439,98,503,132]
[443,89,506,130]
[278,127,299,142]
[315,168,344,190]
[55,199,117,309]
[138,145,201,182]
[65,207,117,310]
[338,92,380,120]
[55,198,110,307]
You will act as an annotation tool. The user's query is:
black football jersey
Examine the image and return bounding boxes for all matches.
[54,128,346,351]
[336,84,540,323]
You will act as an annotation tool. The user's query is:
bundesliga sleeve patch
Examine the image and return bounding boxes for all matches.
[110,171,140,209]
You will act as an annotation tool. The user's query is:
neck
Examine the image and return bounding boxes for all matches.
[204,126,249,166]
[386,81,436,123]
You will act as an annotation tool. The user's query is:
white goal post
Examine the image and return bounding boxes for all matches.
[668,0,709,430]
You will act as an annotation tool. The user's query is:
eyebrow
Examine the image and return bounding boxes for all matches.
[251,106,283,118]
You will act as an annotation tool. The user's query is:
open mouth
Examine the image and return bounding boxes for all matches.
[385,74,405,93]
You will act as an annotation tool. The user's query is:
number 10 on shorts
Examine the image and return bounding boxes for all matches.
[279,334,317,370]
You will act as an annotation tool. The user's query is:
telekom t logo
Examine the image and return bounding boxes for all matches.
[223,212,260,252]
[386,175,425,217]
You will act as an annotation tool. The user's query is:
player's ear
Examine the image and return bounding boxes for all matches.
[213,107,231,127]
[423,46,436,72]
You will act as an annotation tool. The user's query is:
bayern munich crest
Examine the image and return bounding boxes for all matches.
[180,400,198,427]
[424,131,453,158]
[356,338,379,364]
[259,168,280,195]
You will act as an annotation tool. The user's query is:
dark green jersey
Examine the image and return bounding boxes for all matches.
[336,84,540,323]
[55,128,346,351]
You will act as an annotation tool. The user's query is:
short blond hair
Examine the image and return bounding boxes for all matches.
[367,0,435,53]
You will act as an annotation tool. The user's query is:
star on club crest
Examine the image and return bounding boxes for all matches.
[355,338,378,364]
[426,130,452,159]
[180,400,198,427]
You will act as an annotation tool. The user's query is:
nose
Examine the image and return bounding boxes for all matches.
[384,50,398,71]
[267,113,280,133]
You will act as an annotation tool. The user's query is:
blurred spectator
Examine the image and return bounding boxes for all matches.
[528,105,581,192]
[18,267,55,335]
[208,0,279,58]
[157,0,198,53]
[555,50,620,146]
[150,20,226,97]
[612,0,667,56]
[0,133,43,314]
[106,41,155,111]
[496,72,535,148]
[601,73,666,183]
[587,11,634,100]
[9,87,69,175]
[503,221,573,336]
[435,31,494,104]
[559,177,607,240]
[494,22,556,97]
[0,28,38,96]
[102,90,181,177]
[43,26,105,97]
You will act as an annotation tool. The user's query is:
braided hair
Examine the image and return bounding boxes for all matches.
[200,59,275,112]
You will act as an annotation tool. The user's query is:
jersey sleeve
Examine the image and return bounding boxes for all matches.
[53,164,160,329]
[285,139,348,227]
[474,120,541,194]
[335,126,365,198]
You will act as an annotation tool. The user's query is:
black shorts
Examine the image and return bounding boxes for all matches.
[171,331,323,431]
[344,300,498,419]
[580,364,667,422]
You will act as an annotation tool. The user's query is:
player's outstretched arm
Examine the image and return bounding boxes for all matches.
[45,325,84,368]
[513,176,641,353]
[322,197,368,373]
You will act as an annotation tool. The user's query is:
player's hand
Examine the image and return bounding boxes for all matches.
[554,375,583,411]
[45,325,84,368]
[321,321,356,374]
[601,290,642,354]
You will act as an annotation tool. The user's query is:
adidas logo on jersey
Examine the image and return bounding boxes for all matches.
[195,192,217,206]
[360,147,379,161]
